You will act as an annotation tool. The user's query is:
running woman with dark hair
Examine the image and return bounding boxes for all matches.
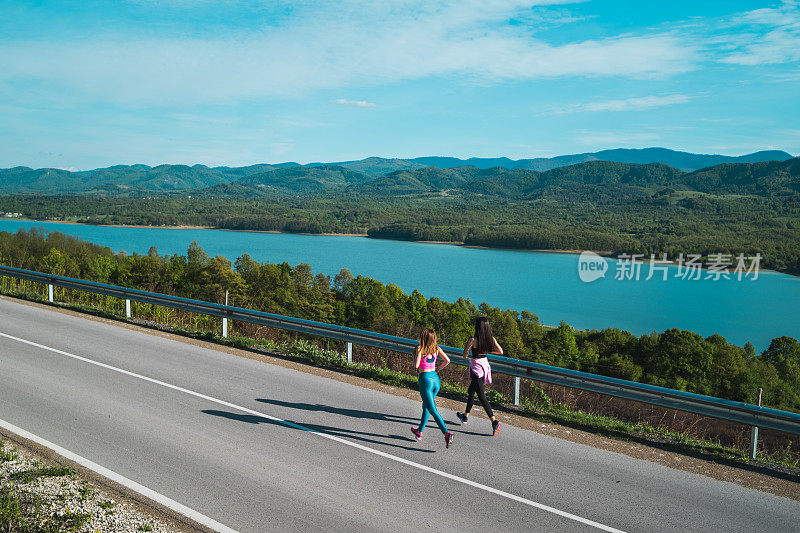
[410,328,454,448]
[456,316,502,435]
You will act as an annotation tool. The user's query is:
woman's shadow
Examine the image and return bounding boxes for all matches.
[202,400,436,453]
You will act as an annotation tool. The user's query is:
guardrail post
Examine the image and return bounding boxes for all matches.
[125,299,131,319]
[750,387,763,460]
[347,342,353,364]
[48,283,54,303]
[514,377,520,406]
[222,291,229,338]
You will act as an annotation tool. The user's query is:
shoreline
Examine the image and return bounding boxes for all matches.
[3,218,795,276]
[9,218,211,230]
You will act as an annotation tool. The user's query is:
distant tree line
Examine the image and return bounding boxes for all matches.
[1,191,798,274]
[1,227,798,412]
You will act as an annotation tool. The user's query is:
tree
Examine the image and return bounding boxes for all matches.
[333,268,354,292]
[649,329,713,393]
[42,248,66,276]
[762,336,800,392]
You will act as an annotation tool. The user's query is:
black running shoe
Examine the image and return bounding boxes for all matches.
[492,420,502,436]
[444,432,454,448]
[456,412,468,424]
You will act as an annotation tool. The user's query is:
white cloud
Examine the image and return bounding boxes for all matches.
[0,1,697,105]
[573,131,660,147]
[719,1,800,65]
[546,94,693,115]
[333,99,377,108]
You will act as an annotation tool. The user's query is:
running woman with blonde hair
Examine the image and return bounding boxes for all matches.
[410,328,454,448]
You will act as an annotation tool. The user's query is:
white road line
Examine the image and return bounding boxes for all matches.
[0,331,626,533]
[0,417,238,533]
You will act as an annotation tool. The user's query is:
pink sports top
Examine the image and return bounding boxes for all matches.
[418,351,438,372]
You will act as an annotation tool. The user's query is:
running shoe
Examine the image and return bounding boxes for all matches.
[411,426,422,441]
[444,432,454,448]
[492,420,502,436]
[456,412,468,424]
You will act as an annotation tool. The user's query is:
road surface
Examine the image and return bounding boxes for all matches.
[0,296,797,532]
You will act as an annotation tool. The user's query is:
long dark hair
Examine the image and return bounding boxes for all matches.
[473,317,493,354]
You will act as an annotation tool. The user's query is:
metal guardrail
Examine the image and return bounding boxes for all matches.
[2,264,800,438]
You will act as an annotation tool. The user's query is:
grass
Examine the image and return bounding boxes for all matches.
[2,284,798,475]
[9,467,76,484]
[0,443,17,463]
[0,484,92,533]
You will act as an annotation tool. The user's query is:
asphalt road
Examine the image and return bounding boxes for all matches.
[0,296,797,532]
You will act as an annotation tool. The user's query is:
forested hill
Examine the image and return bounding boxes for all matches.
[318,148,794,174]
[2,157,798,274]
[1,148,794,194]
[195,158,800,199]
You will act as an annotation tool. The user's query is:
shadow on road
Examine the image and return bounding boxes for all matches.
[255,398,472,436]
[202,409,436,453]
[255,398,417,423]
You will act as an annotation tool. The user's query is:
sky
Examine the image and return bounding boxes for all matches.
[1,0,799,170]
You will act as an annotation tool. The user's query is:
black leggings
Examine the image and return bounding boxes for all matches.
[466,371,494,419]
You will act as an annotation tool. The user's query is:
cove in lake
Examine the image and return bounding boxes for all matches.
[1,219,798,351]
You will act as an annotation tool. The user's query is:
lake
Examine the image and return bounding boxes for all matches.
[1,219,798,350]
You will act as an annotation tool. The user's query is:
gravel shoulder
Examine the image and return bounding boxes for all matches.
[0,431,202,533]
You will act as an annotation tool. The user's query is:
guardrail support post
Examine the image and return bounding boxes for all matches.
[48,283,54,303]
[347,342,353,364]
[514,377,520,406]
[222,290,229,338]
[751,387,763,460]
[125,299,131,319]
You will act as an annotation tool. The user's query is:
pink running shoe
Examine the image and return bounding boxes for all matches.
[492,420,502,436]
[444,432,454,448]
[411,427,422,441]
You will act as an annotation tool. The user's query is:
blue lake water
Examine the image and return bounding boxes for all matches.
[1,219,798,350]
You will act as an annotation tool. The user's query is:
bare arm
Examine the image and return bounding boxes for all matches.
[413,346,422,370]
[491,336,504,355]
[462,337,474,358]
[437,348,450,370]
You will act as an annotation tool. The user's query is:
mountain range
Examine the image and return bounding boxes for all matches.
[203,159,800,200]
[0,148,794,196]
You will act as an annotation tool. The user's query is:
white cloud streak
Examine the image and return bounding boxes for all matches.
[546,94,693,115]
[0,1,697,105]
[574,131,660,146]
[719,1,800,65]
[333,99,377,108]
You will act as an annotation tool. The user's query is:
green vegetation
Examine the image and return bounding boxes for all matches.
[9,467,76,484]
[0,487,93,532]
[0,149,792,195]
[0,444,17,463]
[2,158,799,274]
[1,227,799,415]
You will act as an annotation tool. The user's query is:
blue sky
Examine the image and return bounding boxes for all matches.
[1,0,799,170]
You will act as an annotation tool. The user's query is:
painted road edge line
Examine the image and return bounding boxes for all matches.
[0,419,238,533]
[0,330,625,533]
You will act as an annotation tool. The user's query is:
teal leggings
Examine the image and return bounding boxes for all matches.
[418,371,448,434]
